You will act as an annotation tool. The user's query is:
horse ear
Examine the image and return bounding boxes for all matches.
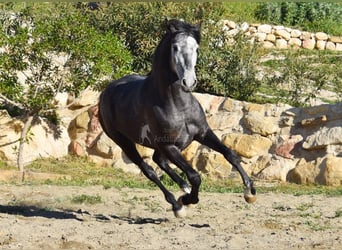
[167,19,178,33]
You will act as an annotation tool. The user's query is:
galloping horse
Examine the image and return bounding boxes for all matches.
[99,20,256,217]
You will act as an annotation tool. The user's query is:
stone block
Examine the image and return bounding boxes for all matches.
[222,133,272,158]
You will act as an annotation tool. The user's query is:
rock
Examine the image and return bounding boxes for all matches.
[0,117,70,166]
[258,156,297,182]
[286,158,320,185]
[182,141,200,163]
[303,126,342,150]
[275,39,287,49]
[336,43,342,51]
[255,32,267,42]
[226,20,236,29]
[245,103,264,113]
[248,26,257,34]
[275,29,291,41]
[250,154,271,176]
[315,32,328,41]
[54,92,69,107]
[193,93,223,114]
[113,155,141,175]
[258,24,272,34]
[240,22,249,32]
[302,39,315,50]
[0,109,12,125]
[244,111,278,136]
[88,105,102,134]
[291,29,301,38]
[288,38,301,48]
[325,42,336,51]
[94,132,117,158]
[136,144,154,159]
[68,140,86,156]
[300,115,327,127]
[75,111,90,130]
[316,40,326,50]
[263,41,275,49]
[320,155,342,186]
[193,147,232,179]
[329,36,342,43]
[275,135,303,159]
[301,32,312,40]
[273,25,285,31]
[219,97,241,112]
[70,87,99,109]
[222,133,272,158]
[265,34,276,42]
[207,111,243,131]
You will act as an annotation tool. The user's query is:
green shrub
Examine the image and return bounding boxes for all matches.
[95,2,226,74]
[261,50,342,107]
[91,3,261,101]
[197,27,262,101]
[255,2,342,35]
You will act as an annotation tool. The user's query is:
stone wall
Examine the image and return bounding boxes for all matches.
[220,20,342,51]
[1,89,341,186]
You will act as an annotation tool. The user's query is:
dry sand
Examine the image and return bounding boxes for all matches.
[0,184,341,249]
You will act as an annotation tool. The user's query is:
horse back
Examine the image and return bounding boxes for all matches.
[99,74,147,141]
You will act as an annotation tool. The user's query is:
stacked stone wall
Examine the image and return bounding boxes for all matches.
[220,20,342,51]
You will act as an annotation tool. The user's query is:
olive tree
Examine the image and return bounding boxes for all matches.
[0,5,132,176]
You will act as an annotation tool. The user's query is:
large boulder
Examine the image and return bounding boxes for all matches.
[244,111,279,136]
[303,126,342,150]
[320,155,342,186]
[222,133,272,158]
[192,147,232,179]
[286,158,321,185]
[0,110,70,166]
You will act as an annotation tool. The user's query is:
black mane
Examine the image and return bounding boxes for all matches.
[166,19,201,44]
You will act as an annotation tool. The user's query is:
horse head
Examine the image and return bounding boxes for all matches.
[167,20,201,92]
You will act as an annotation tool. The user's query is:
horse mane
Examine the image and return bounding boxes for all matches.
[166,19,201,44]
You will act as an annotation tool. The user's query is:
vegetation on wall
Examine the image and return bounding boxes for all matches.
[254,2,342,36]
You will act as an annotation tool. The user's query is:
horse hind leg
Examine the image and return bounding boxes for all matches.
[152,151,191,194]
[196,129,256,203]
[108,131,185,216]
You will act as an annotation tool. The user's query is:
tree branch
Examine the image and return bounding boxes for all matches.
[0,93,25,109]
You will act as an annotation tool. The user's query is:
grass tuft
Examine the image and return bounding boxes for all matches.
[1,156,342,197]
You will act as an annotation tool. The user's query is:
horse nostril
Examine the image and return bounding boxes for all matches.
[182,79,187,86]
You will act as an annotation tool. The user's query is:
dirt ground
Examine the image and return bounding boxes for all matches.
[0,184,341,249]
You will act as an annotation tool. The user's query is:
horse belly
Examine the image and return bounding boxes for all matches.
[100,76,147,143]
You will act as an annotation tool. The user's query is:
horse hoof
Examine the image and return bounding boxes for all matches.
[244,188,257,204]
[174,206,187,218]
[174,196,186,217]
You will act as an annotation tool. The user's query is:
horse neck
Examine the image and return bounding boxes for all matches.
[145,34,193,108]
[147,71,192,109]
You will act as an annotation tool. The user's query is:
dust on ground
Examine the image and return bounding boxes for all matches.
[0,184,341,249]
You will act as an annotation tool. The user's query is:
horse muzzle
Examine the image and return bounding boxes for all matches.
[180,77,197,92]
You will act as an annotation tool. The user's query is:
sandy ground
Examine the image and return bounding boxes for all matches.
[0,184,341,249]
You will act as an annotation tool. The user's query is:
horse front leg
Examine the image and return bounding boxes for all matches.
[107,131,186,217]
[196,129,257,203]
[160,145,201,206]
[152,151,191,194]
